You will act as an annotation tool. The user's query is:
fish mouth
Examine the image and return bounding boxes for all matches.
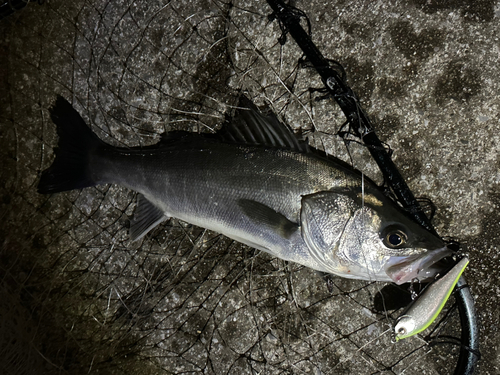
[385,246,454,285]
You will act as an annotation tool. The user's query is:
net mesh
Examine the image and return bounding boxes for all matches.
[0,1,468,374]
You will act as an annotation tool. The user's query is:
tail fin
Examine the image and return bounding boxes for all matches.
[38,96,105,194]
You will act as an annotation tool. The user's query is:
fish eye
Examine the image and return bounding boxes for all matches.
[382,228,407,249]
[388,233,403,246]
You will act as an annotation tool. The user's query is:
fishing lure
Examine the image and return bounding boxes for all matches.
[393,256,469,341]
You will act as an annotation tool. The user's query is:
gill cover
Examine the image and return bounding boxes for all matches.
[300,190,357,270]
[300,187,444,279]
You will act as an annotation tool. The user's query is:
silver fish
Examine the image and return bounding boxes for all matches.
[38,95,450,284]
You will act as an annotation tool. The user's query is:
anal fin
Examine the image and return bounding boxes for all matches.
[130,194,167,241]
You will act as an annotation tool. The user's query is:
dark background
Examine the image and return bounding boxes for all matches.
[1,1,498,374]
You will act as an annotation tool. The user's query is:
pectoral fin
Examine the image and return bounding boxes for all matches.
[130,194,167,241]
[237,199,298,239]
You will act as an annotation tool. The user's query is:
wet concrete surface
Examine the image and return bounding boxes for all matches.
[0,0,499,374]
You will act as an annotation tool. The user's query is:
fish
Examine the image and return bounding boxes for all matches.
[38,95,451,284]
[393,256,469,340]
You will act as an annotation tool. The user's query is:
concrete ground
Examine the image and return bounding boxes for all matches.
[0,0,499,374]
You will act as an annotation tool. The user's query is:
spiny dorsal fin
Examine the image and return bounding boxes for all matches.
[220,96,309,153]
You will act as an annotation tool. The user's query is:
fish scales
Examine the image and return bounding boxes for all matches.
[93,140,359,268]
[38,95,451,284]
[98,142,360,223]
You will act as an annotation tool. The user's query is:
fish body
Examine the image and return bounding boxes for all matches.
[39,96,449,284]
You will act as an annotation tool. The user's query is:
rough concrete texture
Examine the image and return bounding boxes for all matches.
[0,0,498,374]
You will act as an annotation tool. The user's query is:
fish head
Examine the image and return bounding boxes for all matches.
[300,187,450,284]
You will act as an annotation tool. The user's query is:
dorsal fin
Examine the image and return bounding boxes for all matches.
[219,96,309,152]
[152,96,310,152]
